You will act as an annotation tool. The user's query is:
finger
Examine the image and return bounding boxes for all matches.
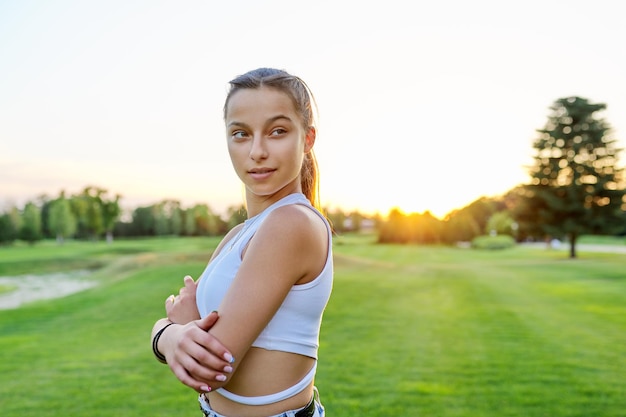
[176,340,230,383]
[196,311,219,331]
[184,275,196,289]
[199,334,235,367]
[165,294,175,306]
[184,351,229,383]
[194,313,235,364]
[169,360,213,393]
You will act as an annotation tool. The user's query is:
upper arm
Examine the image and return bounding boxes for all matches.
[204,205,327,366]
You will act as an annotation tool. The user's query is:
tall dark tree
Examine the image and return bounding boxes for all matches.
[521,96,625,258]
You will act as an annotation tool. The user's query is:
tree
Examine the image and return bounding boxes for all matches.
[378,208,410,243]
[226,204,248,230]
[325,208,347,234]
[154,203,170,236]
[37,194,53,239]
[99,193,121,243]
[486,211,516,237]
[503,186,537,242]
[522,96,625,258]
[0,206,20,245]
[132,206,156,236]
[346,211,365,232]
[192,204,225,236]
[48,193,77,243]
[441,209,481,244]
[70,186,121,241]
[170,205,183,236]
[19,202,43,244]
[149,200,181,236]
[441,197,499,244]
[182,207,197,236]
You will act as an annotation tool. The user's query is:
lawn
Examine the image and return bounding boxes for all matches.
[0,235,625,416]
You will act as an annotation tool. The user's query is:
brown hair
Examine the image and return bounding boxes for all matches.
[223,68,321,211]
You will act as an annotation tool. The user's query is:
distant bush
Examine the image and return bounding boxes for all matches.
[471,234,516,250]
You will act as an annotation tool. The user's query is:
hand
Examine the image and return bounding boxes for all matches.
[166,275,201,324]
[166,311,235,393]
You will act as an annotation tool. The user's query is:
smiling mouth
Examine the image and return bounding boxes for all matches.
[248,168,276,180]
[248,168,276,174]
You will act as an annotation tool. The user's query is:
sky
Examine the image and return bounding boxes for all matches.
[1,0,625,219]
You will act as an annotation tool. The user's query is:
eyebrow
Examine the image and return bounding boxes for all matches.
[227,115,294,129]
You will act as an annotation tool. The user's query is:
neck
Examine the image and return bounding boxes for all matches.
[245,185,302,218]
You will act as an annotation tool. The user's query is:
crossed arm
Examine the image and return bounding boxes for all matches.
[150,275,235,393]
[150,205,327,393]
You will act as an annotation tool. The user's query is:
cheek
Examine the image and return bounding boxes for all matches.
[285,136,307,154]
[281,142,306,166]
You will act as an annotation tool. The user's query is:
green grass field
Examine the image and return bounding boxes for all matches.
[1,235,625,416]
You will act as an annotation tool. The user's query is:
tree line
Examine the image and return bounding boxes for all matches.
[0,182,548,248]
[2,96,625,258]
[0,182,378,245]
[0,186,245,245]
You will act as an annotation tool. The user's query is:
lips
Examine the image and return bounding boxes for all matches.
[248,167,276,180]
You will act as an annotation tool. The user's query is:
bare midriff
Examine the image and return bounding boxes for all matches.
[207,348,316,417]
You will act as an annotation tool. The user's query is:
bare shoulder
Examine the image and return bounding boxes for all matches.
[262,204,327,244]
[248,204,328,283]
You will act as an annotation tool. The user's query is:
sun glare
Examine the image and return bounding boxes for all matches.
[325,196,465,220]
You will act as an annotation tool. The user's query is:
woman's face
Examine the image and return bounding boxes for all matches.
[225,86,315,203]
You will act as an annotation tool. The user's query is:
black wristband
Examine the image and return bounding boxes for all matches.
[152,322,176,364]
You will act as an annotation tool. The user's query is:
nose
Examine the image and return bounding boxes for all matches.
[249,135,268,161]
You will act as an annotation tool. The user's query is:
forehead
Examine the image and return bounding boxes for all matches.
[225,87,297,121]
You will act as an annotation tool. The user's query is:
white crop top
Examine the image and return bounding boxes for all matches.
[195,193,333,404]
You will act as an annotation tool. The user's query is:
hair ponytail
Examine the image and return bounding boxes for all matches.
[301,150,320,211]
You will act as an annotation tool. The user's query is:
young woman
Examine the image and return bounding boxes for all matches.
[150,68,333,417]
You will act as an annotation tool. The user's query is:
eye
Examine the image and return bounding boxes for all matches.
[270,128,287,137]
[231,130,248,140]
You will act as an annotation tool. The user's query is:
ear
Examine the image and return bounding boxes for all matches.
[304,126,316,153]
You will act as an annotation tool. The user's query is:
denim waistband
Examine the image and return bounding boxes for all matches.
[199,388,322,417]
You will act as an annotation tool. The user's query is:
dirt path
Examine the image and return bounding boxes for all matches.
[521,242,626,254]
[0,271,97,310]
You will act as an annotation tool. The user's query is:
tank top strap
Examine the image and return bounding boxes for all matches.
[232,194,310,254]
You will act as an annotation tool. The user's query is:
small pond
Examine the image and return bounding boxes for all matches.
[0,271,97,310]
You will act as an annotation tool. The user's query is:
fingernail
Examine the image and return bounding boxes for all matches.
[200,385,212,392]
[223,352,235,363]
[224,365,233,373]
[216,374,227,382]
